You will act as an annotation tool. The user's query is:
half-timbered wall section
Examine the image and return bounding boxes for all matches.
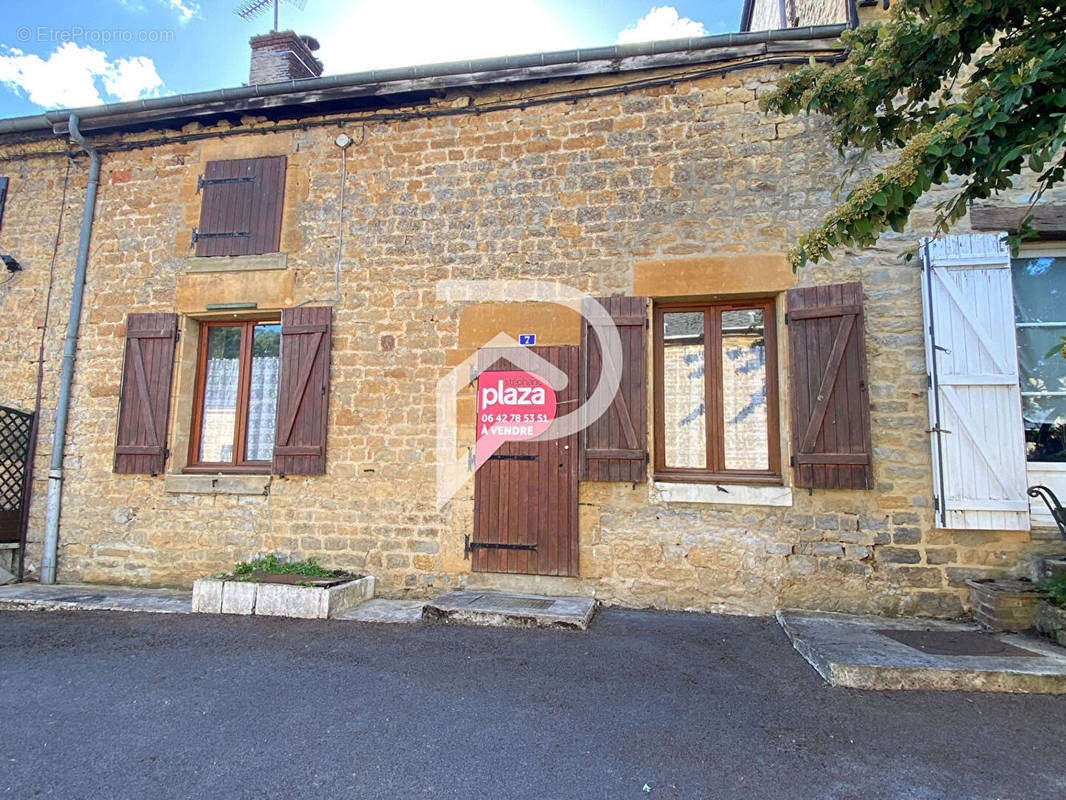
[0,25,1062,617]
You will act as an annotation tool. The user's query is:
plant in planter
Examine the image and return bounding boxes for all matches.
[1037,572,1066,648]
[192,553,375,619]
[232,554,357,586]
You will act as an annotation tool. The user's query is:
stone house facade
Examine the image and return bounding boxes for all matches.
[0,1,1062,616]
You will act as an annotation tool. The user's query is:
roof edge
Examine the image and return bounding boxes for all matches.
[0,24,847,138]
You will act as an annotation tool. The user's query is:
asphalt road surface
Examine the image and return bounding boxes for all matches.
[2,608,1064,799]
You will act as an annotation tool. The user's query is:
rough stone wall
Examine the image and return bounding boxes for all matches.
[790,0,850,27]
[0,58,1060,616]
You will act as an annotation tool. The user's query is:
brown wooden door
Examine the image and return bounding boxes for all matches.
[472,345,579,577]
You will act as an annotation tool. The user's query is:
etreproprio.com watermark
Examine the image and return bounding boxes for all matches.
[15,26,175,45]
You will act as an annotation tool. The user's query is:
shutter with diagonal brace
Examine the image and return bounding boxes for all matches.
[580,296,648,482]
[921,233,1029,530]
[114,313,179,474]
[273,306,331,475]
[194,156,286,257]
[787,283,873,489]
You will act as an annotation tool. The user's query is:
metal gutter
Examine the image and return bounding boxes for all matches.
[40,114,99,584]
[0,25,847,136]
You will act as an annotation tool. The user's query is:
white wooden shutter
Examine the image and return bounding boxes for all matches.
[921,233,1029,530]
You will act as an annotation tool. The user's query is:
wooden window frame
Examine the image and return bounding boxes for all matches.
[653,298,781,484]
[1014,243,1066,469]
[186,317,281,473]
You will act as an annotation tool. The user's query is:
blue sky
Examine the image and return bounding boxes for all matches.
[0,1,745,119]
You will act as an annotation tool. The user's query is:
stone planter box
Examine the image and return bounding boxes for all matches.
[1036,601,1066,648]
[192,574,375,619]
[966,578,1044,632]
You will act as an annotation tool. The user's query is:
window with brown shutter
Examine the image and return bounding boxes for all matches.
[786,282,873,490]
[272,306,331,476]
[193,156,286,257]
[654,298,781,483]
[580,296,648,482]
[114,313,179,475]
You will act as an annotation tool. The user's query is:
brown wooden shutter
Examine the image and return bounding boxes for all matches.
[0,177,8,231]
[786,282,873,489]
[580,296,649,482]
[114,313,178,475]
[195,156,286,257]
[273,306,331,475]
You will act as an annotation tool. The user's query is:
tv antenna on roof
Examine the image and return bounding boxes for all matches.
[234,0,307,33]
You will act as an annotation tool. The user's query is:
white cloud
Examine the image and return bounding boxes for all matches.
[164,0,199,23]
[118,0,199,22]
[0,43,164,109]
[617,6,708,44]
[102,55,165,101]
[313,0,581,76]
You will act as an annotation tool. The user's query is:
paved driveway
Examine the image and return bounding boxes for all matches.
[1,608,1063,799]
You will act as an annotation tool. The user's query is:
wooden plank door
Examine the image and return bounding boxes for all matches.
[473,345,579,576]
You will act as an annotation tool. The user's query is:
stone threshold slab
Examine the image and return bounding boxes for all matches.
[0,583,191,614]
[778,609,1066,694]
[334,599,425,623]
[422,590,596,630]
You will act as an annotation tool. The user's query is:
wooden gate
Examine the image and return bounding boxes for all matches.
[472,345,579,577]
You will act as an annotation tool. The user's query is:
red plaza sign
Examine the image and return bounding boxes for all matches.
[475,370,556,469]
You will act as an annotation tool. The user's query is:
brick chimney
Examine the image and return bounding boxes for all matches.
[249,31,323,84]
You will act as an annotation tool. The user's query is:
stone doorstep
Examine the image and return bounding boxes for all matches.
[191,575,375,619]
[422,590,597,630]
[464,572,595,597]
[777,609,1066,694]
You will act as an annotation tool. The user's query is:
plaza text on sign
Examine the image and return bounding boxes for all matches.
[475,370,556,469]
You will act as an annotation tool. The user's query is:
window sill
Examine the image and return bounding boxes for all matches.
[653,481,793,507]
[164,473,271,496]
[654,471,782,485]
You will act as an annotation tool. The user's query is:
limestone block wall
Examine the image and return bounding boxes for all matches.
[0,57,1060,616]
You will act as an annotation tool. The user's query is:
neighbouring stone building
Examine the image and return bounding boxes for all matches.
[0,1,1062,616]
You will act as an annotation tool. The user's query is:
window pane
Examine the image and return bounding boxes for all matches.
[1014,257,1066,462]
[245,323,281,462]
[721,309,769,470]
[662,311,705,468]
[199,326,241,463]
